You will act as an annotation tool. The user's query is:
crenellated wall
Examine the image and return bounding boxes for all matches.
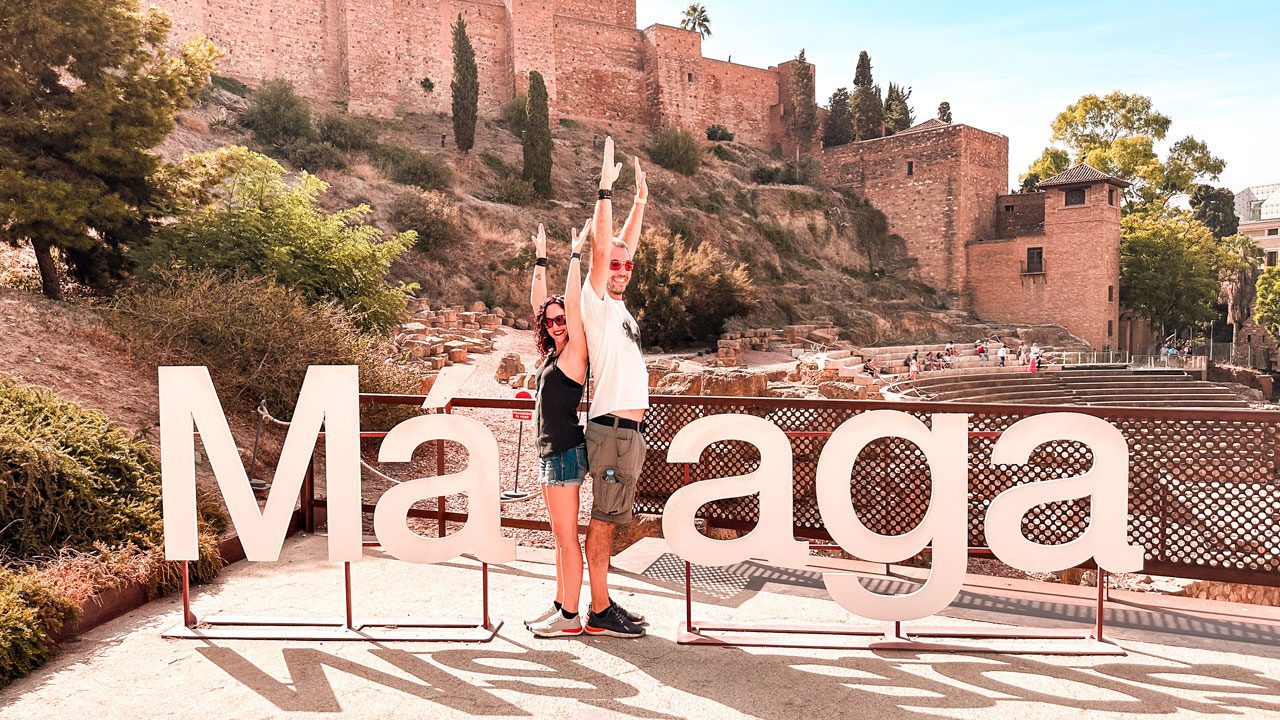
[155,0,792,148]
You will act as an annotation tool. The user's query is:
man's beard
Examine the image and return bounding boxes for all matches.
[607,279,627,298]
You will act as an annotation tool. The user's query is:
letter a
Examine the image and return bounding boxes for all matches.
[663,414,809,569]
[815,411,969,622]
[373,414,515,564]
[985,412,1144,573]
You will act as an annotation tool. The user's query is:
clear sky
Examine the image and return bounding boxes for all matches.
[636,0,1280,193]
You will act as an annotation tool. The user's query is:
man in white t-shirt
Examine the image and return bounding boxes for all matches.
[576,137,649,638]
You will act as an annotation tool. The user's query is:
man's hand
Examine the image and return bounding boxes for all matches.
[572,218,591,255]
[633,156,648,203]
[532,223,547,258]
[600,136,622,191]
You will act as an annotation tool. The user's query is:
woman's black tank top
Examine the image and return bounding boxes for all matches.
[535,353,585,457]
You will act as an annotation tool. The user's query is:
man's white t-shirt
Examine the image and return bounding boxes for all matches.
[581,280,650,419]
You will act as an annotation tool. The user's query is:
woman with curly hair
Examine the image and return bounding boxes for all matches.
[524,219,592,636]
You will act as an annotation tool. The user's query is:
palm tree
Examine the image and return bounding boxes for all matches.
[680,3,711,38]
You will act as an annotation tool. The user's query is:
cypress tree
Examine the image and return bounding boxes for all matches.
[522,71,553,197]
[822,87,854,147]
[788,50,818,153]
[851,50,883,140]
[882,82,914,135]
[938,101,952,123]
[450,14,479,153]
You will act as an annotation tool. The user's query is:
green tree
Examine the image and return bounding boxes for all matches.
[1119,210,1222,334]
[0,0,220,299]
[680,3,712,38]
[1253,267,1280,339]
[1189,184,1240,239]
[1219,233,1263,331]
[822,87,854,148]
[450,14,479,153]
[1022,92,1225,209]
[937,101,952,123]
[787,50,818,153]
[136,147,415,330]
[851,51,883,140]
[522,71,553,198]
[882,83,914,135]
[1018,147,1070,192]
[625,230,754,346]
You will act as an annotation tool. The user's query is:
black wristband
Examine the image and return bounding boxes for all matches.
[570,252,581,261]
[597,188,612,200]
[534,257,548,267]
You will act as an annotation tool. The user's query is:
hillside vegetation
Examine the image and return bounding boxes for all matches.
[154,80,947,346]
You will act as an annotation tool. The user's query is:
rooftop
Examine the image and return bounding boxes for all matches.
[1036,163,1132,189]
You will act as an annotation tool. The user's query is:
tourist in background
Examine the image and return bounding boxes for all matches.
[997,343,1008,367]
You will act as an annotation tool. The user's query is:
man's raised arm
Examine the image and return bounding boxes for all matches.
[619,156,648,258]
[588,136,622,298]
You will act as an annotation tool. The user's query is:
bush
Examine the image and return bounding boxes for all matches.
[136,147,415,330]
[371,143,453,191]
[499,93,529,136]
[479,151,514,178]
[711,144,741,164]
[624,230,755,347]
[281,137,347,171]
[488,176,536,206]
[209,74,250,97]
[241,78,314,147]
[111,269,419,419]
[706,124,735,141]
[420,76,435,93]
[388,191,463,253]
[752,158,819,186]
[756,221,799,255]
[316,113,379,151]
[0,567,77,686]
[649,127,701,176]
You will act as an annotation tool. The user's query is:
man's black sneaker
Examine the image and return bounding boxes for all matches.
[610,598,646,625]
[585,605,645,638]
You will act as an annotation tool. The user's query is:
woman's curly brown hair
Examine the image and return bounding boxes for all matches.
[534,294,566,363]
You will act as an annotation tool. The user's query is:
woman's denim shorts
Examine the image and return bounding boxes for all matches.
[540,444,587,487]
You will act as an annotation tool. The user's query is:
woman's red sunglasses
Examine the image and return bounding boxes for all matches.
[609,259,635,272]
[544,315,567,327]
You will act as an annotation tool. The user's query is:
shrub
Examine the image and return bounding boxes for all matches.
[488,176,536,206]
[558,117,581,129]
[420,76,435,93]
[479,151,514,178]
[752,158,818,186]
[370,143,453,191]
[625,230,755,347]
[499,93,529,136]
[136,147,415,330]
[241,78,314,147]
[388,191,463,253]
[649,127,701,176]
[281,137,347,171]
[209,74,250,97]
[0,567,77,686]
[756,221,799,255]
[316,113,379,151]
[111,269,419,419]
[706,124,735,141]
[711,144,741,163]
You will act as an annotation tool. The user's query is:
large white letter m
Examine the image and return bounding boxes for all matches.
[160,366,362,563]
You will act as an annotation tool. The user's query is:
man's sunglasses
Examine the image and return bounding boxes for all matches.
[609,259,635,272]
[544,315,567,328]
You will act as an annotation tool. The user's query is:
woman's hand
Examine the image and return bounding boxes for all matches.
[532,223,547,258]
[633,156,648,203]
[571,218,591,256]
[600,136,622,191]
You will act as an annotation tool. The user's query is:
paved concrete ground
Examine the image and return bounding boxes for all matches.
[4,535,1280,720]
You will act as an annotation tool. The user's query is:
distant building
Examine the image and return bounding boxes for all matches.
[1236,182,1280,267]
[821,117,1126,350]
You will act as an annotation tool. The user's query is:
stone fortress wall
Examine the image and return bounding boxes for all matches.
[155,0,795,149]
